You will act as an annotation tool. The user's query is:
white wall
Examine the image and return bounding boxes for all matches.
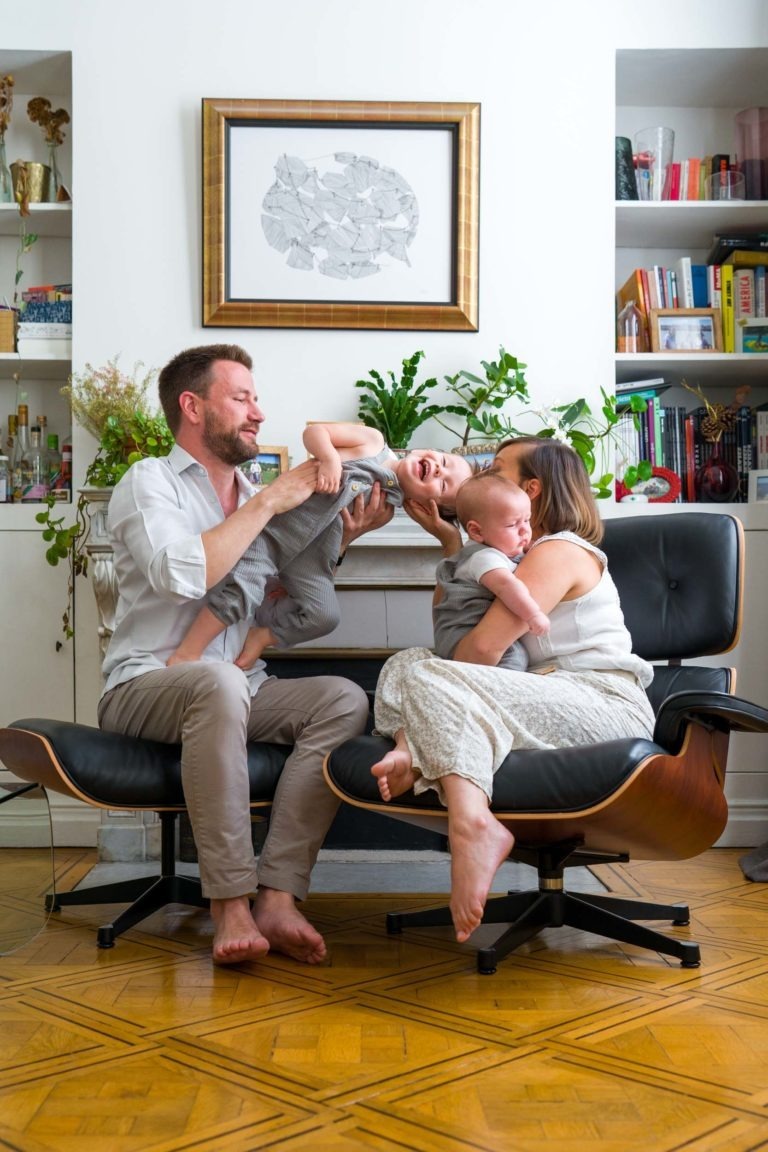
[3,0,767,719]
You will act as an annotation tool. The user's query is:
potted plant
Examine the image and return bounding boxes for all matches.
[355,350,444,450]
[38,357,174,639]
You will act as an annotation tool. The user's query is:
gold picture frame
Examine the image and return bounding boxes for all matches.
[238,445,289,487]
[202,98,480,331]
[649,308,722,353]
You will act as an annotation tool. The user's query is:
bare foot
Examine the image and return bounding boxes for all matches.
[448,811,514,943]
[370,730,417,800]
[235,626,275,670]
[210,896,270,965]
[252,887,327,964]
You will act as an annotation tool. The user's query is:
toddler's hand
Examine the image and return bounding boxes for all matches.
[527,610,550,637]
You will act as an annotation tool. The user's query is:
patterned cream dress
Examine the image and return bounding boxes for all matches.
[373,532,656,804]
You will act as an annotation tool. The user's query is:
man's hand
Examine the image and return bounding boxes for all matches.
[339,481,394,550]
[404,498,462,556]
[257,459,319,515]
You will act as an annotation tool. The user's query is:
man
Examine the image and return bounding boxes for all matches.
[98,344,388,965]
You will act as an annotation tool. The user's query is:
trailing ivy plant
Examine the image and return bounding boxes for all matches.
[355,350,443,449]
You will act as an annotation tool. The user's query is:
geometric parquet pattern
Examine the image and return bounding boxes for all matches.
[2,846,768,1152]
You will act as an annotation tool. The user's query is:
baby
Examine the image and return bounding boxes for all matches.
[433,470,549,671]
[168,422,474,667]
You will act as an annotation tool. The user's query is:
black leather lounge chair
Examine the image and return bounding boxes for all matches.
[323,513,768,973]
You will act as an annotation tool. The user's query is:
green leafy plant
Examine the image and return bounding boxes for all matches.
[355,350,444,449]
[432,347,531,447]
[13,219,38,311]
[37,358,174,639]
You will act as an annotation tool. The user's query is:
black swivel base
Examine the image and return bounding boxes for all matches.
[386,839,701,975]
[45,811,209,948]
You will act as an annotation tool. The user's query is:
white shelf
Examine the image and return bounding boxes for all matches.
[0,353,71,380]
[0,203,72,239]
[616,353,768,386]
[616,202,768,251]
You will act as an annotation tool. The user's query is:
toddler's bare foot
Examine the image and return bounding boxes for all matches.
[448,811,514,943]
[211,896,270,965]
[252,887,327,964]
[235,626,275,670]
[370,730,417,800]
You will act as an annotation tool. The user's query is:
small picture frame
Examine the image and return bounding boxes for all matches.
[748,469,768,503]
[238,445,289,487]
[736,318,768,354]
[617,466,682,504]
[649,308,722,353]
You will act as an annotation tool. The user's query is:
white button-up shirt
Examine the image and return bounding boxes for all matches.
[101,443,268,697]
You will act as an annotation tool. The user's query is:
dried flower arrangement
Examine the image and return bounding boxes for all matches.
[0,74,14,138]
[681,379,751,443]
[27,96,69,145]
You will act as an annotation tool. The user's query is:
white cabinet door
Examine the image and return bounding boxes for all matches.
[0,530,74,728]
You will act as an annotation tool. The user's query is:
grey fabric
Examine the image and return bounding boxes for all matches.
[432,542,529,671]
[209,448,403,646]
[739,843,768,882]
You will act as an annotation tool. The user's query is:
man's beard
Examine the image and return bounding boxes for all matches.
[202,410,259,466]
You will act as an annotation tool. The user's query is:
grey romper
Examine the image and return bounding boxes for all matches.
[207,447,403,647]
[432,542,529,671]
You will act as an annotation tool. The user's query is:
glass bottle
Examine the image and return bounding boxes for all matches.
[52,439,72,502]
[616,300,648,353]
[6,413,16,460]
[11,404,31,503]
[0,134,12,203]
[47,433,62,491]
[46,141,61,202]
[20,426,49,502]
[0,454,9,503]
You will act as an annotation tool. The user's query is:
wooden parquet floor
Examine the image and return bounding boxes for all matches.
[1,847,768,1152]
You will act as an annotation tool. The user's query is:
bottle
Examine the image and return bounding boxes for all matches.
[0,455,9,503]
[52,439,72,502]
[11,404,31,503]
[47,433,62,491]
[20,426,50,502]
[616,300,648,353]
[6,413,17,460]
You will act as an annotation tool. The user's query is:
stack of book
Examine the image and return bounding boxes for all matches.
[16,283,72,359]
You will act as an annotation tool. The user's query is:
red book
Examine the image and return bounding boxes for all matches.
[684,416,696,502]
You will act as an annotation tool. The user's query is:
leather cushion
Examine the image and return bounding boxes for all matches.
[9,719,290,809]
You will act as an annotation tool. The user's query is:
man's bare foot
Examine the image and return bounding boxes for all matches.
[448,811,514,943]
[167,648,201,667]
[370,730,417,800]
[211,896,270,965]
[252,887,327,964]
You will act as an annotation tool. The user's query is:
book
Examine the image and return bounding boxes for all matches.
[721,264,735,352]
[691,264,709,307]
[16,337,72,358]
[722,249,768,267]
[757,409,768,469]
[734,268,755,318]
[16,322,73,338]
[707,234,768,265]
[674,256,694,308]
[755,266,767,317]
[615,376,668,397]
[708,264,722,310]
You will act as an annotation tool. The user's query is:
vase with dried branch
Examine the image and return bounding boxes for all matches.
[682,379,749,502]
[27,96,70,203]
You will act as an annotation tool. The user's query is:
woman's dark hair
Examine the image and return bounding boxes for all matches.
[158,344,253,434]
[495,435,603,545]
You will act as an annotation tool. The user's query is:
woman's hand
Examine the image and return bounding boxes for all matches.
[404,498,462,556]
[339,481,394,552]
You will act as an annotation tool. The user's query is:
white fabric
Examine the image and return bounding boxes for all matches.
[454,545,519,583]
[101,444,268,696]
[521,532,653,688]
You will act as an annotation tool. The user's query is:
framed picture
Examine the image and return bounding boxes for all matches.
[202,98,479,331]
[748,469,768,502]
[238,446,289,487]
[617,466,682,504]
[736,318,768,354]
[649,308,722,353]
[452,443,496,472]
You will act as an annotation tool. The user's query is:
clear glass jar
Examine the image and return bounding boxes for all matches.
[616,300,648,353]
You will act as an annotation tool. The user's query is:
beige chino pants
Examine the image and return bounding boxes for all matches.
[98,662,369,901]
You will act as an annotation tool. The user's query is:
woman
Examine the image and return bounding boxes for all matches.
[371,436,656,945]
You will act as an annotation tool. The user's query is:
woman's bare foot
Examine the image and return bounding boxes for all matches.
[370,730,417,800]
[448,809,514,943]
[252,887,327,964]
[210,896,270,965]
